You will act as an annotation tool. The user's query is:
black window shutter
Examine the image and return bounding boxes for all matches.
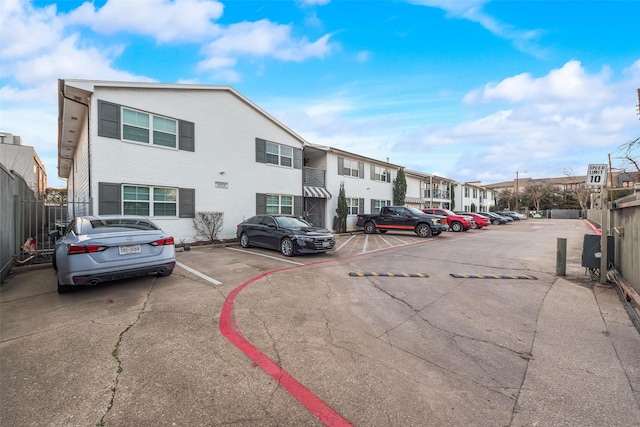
[293,148,302,169]
[359,198,365,214]
[179,120,195,152]
[370,199,375,213]
[256,193,266,214]
[179,188,195,218]
[256,138,266,163]
[370,165,375,181]
[99,182,121,214]
[358,162,364,179]
[98,100,121,139]
[294,196,303,216]
[337,157,344,176]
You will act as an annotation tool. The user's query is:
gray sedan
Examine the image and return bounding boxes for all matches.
[51,215,176,293]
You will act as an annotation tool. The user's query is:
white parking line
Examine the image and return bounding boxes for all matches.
[336,234,356,251]
[389,235,410,244]
[227,247,305,265]
[362,235,369,253]
[378,235,394,247]
[176,261,223,285]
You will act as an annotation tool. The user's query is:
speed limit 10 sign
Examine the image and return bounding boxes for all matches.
[586,164,608,187]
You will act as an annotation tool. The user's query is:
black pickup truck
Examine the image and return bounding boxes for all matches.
[355,206,448,238]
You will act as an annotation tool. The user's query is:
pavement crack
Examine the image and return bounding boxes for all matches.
[98,279,156,426]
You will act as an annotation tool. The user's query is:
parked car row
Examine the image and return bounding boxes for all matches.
[50,209,528,294]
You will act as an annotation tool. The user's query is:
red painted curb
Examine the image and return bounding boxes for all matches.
[218,237,437,425]
[584,219,602,235]
[219,262,353,426]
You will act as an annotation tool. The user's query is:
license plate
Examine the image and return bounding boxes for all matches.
[322,241,332,248]
[119,244,141,255]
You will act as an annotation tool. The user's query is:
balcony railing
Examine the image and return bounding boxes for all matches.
[303,167,326,187]
[423,189,450,199]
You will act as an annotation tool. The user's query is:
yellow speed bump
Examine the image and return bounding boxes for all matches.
[449,273,538,280]
[349,272,429,278]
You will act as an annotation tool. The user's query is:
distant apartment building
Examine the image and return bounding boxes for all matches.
[0,131,48,196]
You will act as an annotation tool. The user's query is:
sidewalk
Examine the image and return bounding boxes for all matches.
[511,276,640,425]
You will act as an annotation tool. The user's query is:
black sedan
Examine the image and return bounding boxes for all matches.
[236,215,336,257]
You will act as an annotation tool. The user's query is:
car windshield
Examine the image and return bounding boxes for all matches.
[441,209,455,215]
[275,216,312,228]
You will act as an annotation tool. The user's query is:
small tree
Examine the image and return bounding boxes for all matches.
[450,184,456,211]
[334,181,348,233]
[393,168,407,205]
[193,211,224,242]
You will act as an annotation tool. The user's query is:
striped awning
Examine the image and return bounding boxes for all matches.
[304,186,332,199]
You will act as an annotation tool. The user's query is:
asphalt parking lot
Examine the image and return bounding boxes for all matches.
[2,220,639,426]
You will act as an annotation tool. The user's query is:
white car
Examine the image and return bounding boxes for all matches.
[502,211,528,220]
[51,215,176,293]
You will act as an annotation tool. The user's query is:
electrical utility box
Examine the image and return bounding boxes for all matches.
[581,234,614,269]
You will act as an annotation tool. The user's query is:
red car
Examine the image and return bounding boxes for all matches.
[459,212,490,229]
[422,208,474,232]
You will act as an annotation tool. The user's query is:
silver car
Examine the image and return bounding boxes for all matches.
[51,215,176,293]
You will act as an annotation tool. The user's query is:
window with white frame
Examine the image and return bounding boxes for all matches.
[266,142,293,167]
[122,108,177,148]
[342,159,360,177]
[123,185,177,216]
[372,166,390,182]
[473,188,477,198]
[266,194,293,214]
[346,198,360,215]
[372,199,389,214]
[464,187,469,197]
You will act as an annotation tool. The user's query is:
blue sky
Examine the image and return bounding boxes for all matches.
[1,0,639,188]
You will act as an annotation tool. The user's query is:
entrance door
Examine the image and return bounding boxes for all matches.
[304,198,325,228]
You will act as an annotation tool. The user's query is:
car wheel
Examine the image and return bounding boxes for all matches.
[240,232,251,248]
[415,224,432,238]
[492,219,500,225]
[451,222,463,232]
[364,222,377,234]
[280,238,294,257]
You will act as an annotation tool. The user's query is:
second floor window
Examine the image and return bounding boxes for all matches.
[266,142,293,167]
[372,166,390,183]
[122,108,177,148]
[338,157,364,178]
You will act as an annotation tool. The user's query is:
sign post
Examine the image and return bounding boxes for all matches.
[586,164,609,284]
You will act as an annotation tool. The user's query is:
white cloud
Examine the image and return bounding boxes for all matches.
[64,0,224,43]
[470,61,613,107]
[0,0,62,60]
[408,0,546,57]
[199,19,332,72]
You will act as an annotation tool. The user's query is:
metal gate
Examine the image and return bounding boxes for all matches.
[14,199,90,265]
[304,198,326,228]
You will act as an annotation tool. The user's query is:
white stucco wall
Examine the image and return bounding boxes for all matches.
[78,84,304,242]
[324,151,395,231]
